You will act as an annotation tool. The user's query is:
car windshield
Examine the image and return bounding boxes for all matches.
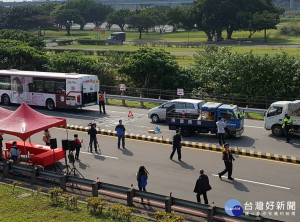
[233,107,243,120]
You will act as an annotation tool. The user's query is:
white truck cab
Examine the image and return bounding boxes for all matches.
[264,100,300,137]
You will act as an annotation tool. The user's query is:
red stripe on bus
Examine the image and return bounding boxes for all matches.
[66,91,83,96]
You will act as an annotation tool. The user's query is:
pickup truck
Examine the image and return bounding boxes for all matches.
[264,100,300,137]
[166,102,244,137]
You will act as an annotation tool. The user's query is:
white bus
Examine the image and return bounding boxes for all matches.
[0,70,99,110]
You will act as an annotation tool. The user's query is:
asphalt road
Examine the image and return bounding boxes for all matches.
[2,104,297,157]
[3,126,299,222]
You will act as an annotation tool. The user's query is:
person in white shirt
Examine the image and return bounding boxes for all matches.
[216,117,226,147]
[10,141,20,164]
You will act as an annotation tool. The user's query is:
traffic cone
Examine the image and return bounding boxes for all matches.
[128,110,133,118]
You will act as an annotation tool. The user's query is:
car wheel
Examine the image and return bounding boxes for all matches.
[2,94,10,105]
[272,125,283,137]
[151,114,160,123]
[46,99,55,111]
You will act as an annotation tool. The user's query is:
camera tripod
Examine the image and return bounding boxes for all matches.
[87,138,101,154]
[57,150,85,178]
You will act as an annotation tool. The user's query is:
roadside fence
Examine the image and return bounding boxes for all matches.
[101,85,299,109]
[0,161,280,222]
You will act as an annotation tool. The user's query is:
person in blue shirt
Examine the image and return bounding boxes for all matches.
[10,141,20,164]
[115,120,126,149]
[136,166,149,202]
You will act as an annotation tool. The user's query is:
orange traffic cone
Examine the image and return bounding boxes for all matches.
[128,110,133,118]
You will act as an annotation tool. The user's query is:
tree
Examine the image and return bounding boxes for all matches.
[0,40,48,70]
[127,12,155,39]
[165,7,183,32]
[51,8,85,36]
[119,47,196,90]
[106,9,132,32]
[194,46,300,98]
[64,0,113,29]
[0,29,45,49]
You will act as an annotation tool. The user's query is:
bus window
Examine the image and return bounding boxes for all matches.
[44,79,55,93]
[55,80,66,94]
[0,76,11,90]
[33,79,44,93]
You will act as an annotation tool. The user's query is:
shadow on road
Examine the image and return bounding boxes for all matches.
[78,160,89,170]
[176,160,195,170]
[122,148,133,156]
[222,179,250,192]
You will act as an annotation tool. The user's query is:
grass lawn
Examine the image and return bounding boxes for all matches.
[0,183,148,222]
[44,28,300,44]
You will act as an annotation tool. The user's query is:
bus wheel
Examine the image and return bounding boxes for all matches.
[46,99,55,111]
[1,94,10,106]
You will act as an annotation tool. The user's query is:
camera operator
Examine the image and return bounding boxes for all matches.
[88,123,98,152]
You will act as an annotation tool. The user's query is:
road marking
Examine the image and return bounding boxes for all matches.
[244,125,264,129]
[81,151,119,159]
[211,174,290,190]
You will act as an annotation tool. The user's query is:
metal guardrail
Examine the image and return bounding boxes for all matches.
[105,94,267,114]
[101,85,299,109]
[0,162,281,222]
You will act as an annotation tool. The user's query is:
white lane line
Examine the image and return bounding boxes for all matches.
[244,125,264,129]
[211,174,290,190]
[62,113,93,118]
[81,151,119,159]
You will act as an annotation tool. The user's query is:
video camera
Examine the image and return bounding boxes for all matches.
[88,122,96,127]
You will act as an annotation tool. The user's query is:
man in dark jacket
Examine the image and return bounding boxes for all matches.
[88,124,98,152]
[218,143,235,180]
[115,120,126,149]
[170,129,182,161]
[194,169,211,204]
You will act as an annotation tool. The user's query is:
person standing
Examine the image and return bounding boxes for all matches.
[10,141,20,164]
[216,117,226,147]
[136,166,149,202]
[43,129,51,146]
[193,169,212,204]
[218,144,235,180]
[88,124,98,152]
[170,129,182,161]
[0,133,3,160]
[282,114,293,143]
[115,120,125,149]
[74,134,83,161]
[98,91,106,114]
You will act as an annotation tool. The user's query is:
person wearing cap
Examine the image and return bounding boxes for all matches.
[193,169,212,204]
[282,114,293,143]
[218,143,235,180]
[170,129,182,161]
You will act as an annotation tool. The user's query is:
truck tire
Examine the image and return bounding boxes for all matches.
[46,99,55,111]
[272,125,283,137]
[1,94,10,106]
[151,114,160,123]
[181,127,191,137]
[224,129,231,139]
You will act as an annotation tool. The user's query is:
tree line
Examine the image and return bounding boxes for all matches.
[0,0,284,41]
[1,30,299,99]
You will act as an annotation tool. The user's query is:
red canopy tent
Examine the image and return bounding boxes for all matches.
[0,103,66,141]
[0,107,13,119]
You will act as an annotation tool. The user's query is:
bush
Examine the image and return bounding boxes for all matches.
[109,203,133,221]
[0,29,45,49]
[48,187,63,205]
[86,197,108,215]
[154,211,184,222]
[278,22,300,36]
[77,39,107,45]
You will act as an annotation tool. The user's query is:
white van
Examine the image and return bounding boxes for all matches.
[148,99,206,123]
